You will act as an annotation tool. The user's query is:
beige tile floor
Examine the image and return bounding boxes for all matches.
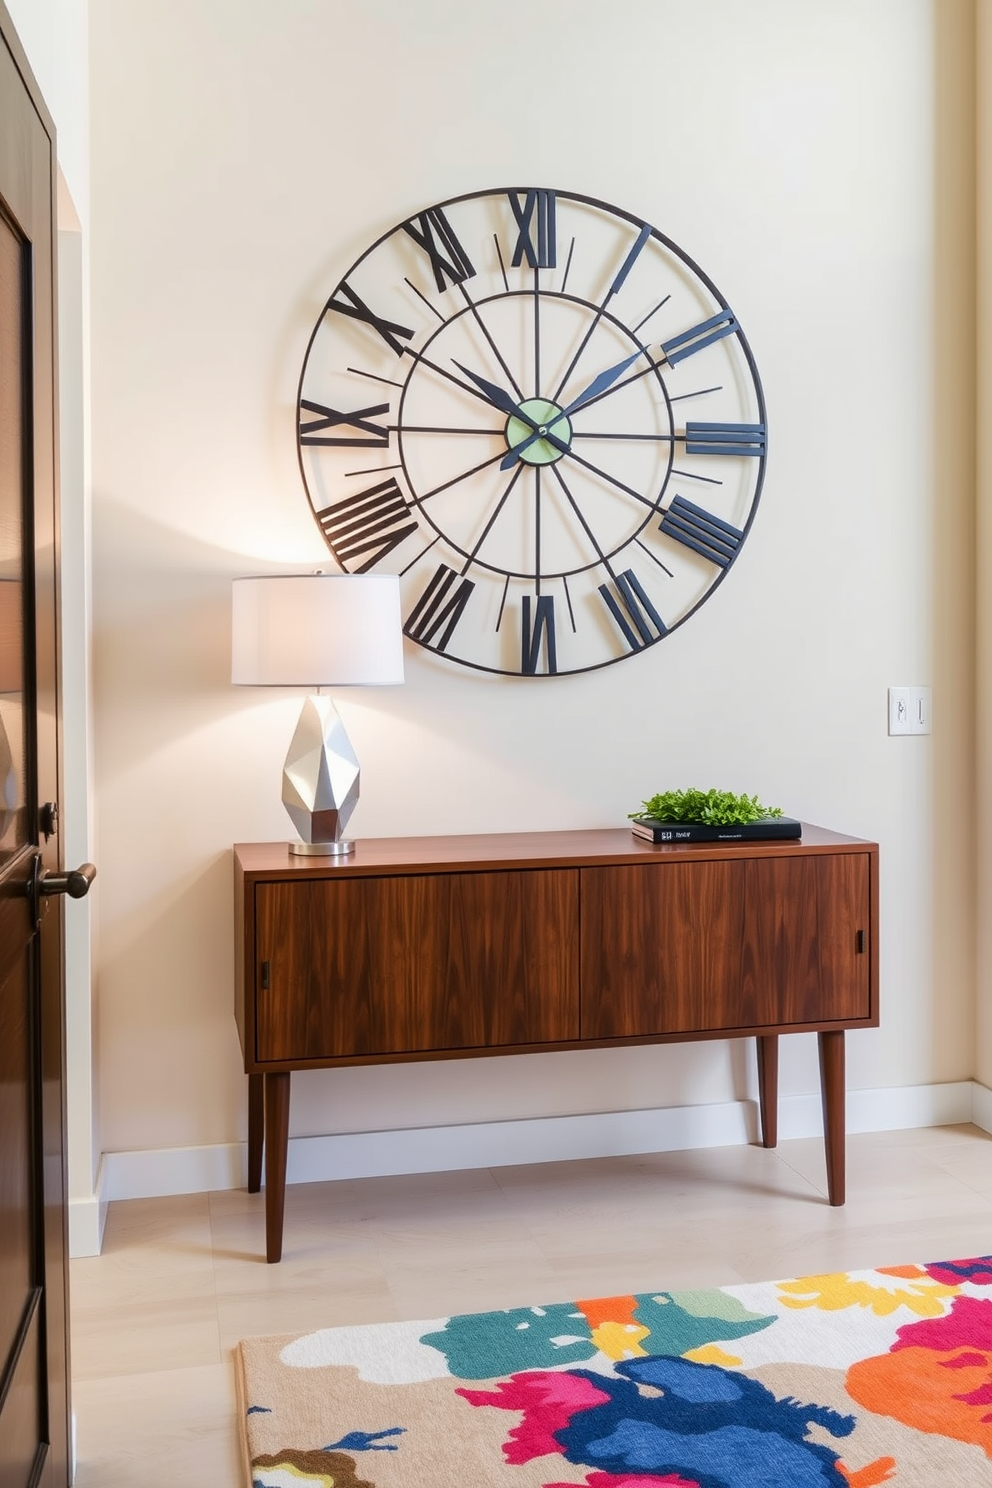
[70,1123,992,1485]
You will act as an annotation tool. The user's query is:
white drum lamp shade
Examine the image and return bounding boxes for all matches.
[231,573,404,687]
[231,574,404,854]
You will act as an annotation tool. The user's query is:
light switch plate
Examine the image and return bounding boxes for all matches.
[888,686,931,735]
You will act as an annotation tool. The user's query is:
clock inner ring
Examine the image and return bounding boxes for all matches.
[395,288,677,580]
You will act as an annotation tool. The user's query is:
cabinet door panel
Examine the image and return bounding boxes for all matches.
[255,869,578,1061]
[741,853,870,1025]
[580,861,746,1038]
[815,852,872,1018]
[580,852,871,1042]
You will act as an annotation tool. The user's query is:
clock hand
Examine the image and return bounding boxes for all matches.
[561,347,648,418]
[451,361,538,423]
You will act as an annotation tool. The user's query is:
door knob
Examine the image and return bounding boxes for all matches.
[39,862,96,899]
[26,855,96,928]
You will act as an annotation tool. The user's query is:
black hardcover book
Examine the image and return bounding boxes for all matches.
[630,816,802,845]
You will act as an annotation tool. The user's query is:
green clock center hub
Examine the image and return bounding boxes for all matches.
[505,398,572,466]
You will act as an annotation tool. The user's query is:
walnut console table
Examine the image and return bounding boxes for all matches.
[234,826,878,1261]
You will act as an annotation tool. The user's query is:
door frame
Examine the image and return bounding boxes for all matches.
[0,3,71,1484]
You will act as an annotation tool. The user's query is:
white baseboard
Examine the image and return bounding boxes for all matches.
[779,1079,975,1139]
[91,1077,980,1234]
[68,1183,108,1259]
[971,1080,992,1134]
[100,1139,247,1203]
[284,1096,757,1185]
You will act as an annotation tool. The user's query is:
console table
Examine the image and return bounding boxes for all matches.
[234,826,878,1261]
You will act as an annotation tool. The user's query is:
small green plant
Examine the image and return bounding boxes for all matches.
[632,787,784,826]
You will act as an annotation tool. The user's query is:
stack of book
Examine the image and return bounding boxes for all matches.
[630,816,802,844]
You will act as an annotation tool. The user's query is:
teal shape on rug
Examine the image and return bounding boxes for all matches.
[634,1289,776,1354]
[421,1302,595,1378]
[421,1290,774,1380]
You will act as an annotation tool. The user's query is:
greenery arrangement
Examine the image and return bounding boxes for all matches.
[632,787,784,826]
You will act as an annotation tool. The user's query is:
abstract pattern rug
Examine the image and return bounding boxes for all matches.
[236,1256,992,1486]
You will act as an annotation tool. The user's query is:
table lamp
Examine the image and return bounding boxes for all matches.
[231,573,404,855]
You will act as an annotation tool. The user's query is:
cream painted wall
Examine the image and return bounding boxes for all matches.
[87,1,974,1164]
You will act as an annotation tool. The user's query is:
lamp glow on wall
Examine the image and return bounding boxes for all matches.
[231,574,404,855]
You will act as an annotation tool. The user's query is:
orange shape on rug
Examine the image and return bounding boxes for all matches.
[847,1345,992,1454]
[836,1455,898,1486]
[577,1294,640,1330]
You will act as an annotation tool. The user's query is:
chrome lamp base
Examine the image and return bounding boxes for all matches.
[288,837,355,857]
[281,694,360,858]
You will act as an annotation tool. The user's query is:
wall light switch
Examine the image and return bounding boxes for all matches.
[888,686,931,735]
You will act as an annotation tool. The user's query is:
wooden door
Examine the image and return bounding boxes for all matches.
[0,9,70,1487]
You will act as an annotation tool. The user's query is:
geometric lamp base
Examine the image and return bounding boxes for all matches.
[281,693,360,856]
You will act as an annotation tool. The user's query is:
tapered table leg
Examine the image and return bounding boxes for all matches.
[756,1035,779,1148]
[818,1030,846,1206]
[264,1071,291,1262]
[247,1073,264,1193]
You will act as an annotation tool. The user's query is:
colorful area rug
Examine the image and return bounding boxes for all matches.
[235,1256,992,1487]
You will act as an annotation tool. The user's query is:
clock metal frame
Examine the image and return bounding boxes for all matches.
[296,186,767,678]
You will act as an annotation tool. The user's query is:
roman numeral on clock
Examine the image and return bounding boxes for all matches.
[325,282,414,356]
[521,595,557,675]
[660,495,743,568]
[661,309,738,366]
[402,207,476,292]
[684,421,766,457]
[509,190,557,269]
[598,569,666,651]
[405,564,476,651]
[299,399,390,447]
[316,478,418,572]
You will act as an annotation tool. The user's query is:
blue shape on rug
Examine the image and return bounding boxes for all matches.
[557,1356,856,1488]
[324,1426,405,1452]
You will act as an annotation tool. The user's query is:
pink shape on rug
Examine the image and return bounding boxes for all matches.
[892,1295,992,1353]
[925,1258,992,1286]
[953,1381,992,1406]
[939,1351,988,1370]
[543,1474,700,1487]
[457,1370,610,1464]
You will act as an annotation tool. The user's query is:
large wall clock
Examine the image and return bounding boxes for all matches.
[296,187,766,677]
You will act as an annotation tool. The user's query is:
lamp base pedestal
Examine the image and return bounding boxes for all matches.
[288,838,355,857]
[282,694,361,856]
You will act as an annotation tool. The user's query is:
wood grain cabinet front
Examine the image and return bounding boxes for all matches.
[254,868,580,1062]
[579,852,871,1039]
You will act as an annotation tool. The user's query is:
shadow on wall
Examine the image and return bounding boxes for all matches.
[89,491,631,834]
[97,845,247,1152]
[93,494,259,701]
